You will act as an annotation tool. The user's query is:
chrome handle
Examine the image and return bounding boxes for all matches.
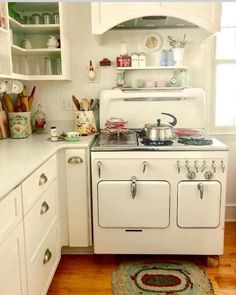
[97,161,102,178]
[131,176,137,199]
[43,248,52,265]
[40,201,49,215]
[221,161,225,173]
[212,161,216,173]
[142,161,148,173]
[177,160,181,173]
[39,173,48,186]
[67,156,83,164]
[197,183,204,199]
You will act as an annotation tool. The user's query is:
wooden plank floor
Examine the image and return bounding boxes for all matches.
[48,222,236,295]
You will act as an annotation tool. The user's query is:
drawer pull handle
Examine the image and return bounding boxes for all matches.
[68,156,83,164]
[143,161,148,173]
[40,201,49,215]
[131,176,137,199]
[43,248,52,265]
[39,173,48,186]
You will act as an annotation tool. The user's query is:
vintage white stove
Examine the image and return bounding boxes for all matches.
[91,88,228,255]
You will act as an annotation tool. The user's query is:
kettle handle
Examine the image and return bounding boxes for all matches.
[161,112,177,127]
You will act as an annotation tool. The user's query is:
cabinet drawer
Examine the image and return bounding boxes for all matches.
[22,155,57,214]
[28,221,60,295]
[0,186,22,244]
[24,180,57,272]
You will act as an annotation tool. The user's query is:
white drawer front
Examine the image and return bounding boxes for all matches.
[24,180,57,272]
[177,180,221,228]
[0,186,22,244]
[98,180,170,228]
[22,155,57,214]
[28,221,60,295]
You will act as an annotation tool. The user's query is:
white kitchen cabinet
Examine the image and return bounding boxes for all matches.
[91,2,221,35]
[1,2,71,80]
[22,155,60,295]
[0,222,27,295]
[65,149,92,247]
[0,186,27,295]
[177,180,221,228]
[98,180,170,228]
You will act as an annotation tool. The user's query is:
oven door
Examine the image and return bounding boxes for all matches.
[177,180,221,228]
[97,180,170,228]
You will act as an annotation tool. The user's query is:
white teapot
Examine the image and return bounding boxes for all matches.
[46,36,59,48]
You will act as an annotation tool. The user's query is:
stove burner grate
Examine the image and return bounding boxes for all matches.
[141,138,173,146]
[178,137,213,145]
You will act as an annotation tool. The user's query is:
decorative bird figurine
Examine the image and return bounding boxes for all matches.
[88,60,96,81]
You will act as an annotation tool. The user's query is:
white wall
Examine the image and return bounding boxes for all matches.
[25,3,236,219]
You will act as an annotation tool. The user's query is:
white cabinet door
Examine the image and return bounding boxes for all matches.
[0,222,27,295]
[98,180,170,228]
[177,181,221,228]
[65,149,91,247]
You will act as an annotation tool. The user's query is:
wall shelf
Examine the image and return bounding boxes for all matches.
[116,66,188,71]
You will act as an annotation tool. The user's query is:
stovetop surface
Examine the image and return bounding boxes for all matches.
[92,130,228,151]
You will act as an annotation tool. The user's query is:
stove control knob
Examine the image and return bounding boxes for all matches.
[187,171,196,180]
[185,161,191,173]
[177,160,181,173]
[204,170,214,180]
[212,161,216,173]
[201,160,207,172]
[142,161,148,173]
[194,161,198,173]
[221,161,225,173]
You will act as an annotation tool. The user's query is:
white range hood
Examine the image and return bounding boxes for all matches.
[91,2,221,42]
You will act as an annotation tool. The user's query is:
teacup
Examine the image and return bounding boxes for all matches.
[67,131,80,139]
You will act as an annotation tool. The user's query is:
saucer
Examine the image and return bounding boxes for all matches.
[64,136,80,142]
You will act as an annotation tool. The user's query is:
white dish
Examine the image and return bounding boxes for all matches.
[12,80,24,94]
[5,80,14,94]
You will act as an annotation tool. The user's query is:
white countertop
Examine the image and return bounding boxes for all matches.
[0,133,95,200]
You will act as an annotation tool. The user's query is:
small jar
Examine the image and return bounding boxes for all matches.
[50,126,58,141]
[42,13,52,24]
[138,52,146,67]
[131,52,139,68]
[52,12,59,24]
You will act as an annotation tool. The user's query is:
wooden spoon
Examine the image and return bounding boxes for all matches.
[72,95,80,111]
[81,98,89,111]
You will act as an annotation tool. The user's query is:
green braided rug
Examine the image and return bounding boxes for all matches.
[112,261,214,295]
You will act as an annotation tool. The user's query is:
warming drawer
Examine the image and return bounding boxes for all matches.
[177,180,221,228]
[97,180,170,228]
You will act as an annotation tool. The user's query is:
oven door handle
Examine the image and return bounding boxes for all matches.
[131,176,137,199]
[197,182,204,199]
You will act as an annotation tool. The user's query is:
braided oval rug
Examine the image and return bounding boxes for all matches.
[112,261,214,295]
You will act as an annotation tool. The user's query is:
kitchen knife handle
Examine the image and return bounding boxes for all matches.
[67,156,83,164]
[39,173,48,186]
[197,182,204,199]
[131,176,137,199]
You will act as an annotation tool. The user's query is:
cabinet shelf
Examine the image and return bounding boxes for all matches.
[11,44,61,56]
[12,72,69,81]
[9,17,60,34]
[116,66,188,71]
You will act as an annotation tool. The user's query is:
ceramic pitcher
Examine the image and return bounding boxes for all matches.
[75,111,97,135]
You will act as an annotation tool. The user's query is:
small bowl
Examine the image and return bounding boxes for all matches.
[66,131,80,139]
